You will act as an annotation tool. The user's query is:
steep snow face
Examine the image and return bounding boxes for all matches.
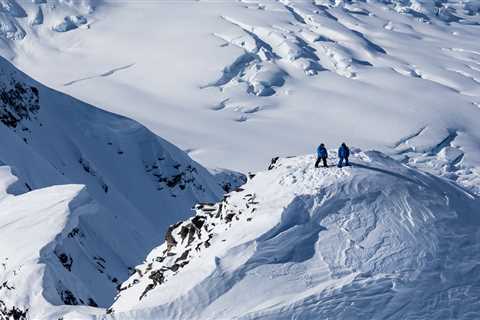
[8,0,480,176]
[0,55,222,235]
[110,151,480,320]
[0,169,102,319]
[0,57,222,319]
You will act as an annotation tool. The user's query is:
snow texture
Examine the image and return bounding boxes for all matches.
[109,151,480,320]
[0,0,479,319]
[5,0,480,177]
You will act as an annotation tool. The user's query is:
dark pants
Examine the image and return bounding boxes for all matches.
[338,156,349,168]
[315,157,327,168]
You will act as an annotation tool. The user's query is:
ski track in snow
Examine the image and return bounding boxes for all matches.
[63,63,135,86]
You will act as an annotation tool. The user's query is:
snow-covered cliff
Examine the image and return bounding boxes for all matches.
[0,56,223,319]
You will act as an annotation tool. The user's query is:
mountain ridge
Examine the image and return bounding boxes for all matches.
[0,55,224,320]
[0,1,479,319]
[109,150,480,320]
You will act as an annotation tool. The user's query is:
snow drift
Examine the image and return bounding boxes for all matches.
[0,56,222,319]
[110,150,480,320]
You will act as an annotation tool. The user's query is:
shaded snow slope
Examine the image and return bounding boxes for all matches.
[0,170,104,319]
[110,150,480,320]
[6,0,480,176]
[0,55,222,238]
[0,57,222,319]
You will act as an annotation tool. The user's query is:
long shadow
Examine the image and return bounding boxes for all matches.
[351,162,428,188]
[351,30,387,54]
[64,63,135,86]
[200,52,256,89]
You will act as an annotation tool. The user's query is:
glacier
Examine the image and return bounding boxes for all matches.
[0,0,479,319]
[3,0,479,174]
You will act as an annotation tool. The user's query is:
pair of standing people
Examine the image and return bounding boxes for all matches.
[315,143,350,168]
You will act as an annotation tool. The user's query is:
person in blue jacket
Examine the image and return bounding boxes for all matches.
[338,143,350,168]
[315,143,328,168]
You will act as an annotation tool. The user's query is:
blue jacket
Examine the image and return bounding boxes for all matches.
[317,145,328,158]
[338,145,350,158]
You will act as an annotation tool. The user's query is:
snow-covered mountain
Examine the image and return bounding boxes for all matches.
[108,151,480,320]
[0,0,479,319]
[0,56,223,319]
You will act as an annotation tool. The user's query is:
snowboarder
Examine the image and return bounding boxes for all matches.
[315,143,328,168]
[338,143,350,168]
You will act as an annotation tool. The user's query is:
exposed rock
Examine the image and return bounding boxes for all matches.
[55,251,73,272]
[53,15,88,33]
[0,300,27,320]
[0,81,40,128]
[165,223,179,250]
[268,156,279,170]
[114,190,260,304]
[60,289,78,305]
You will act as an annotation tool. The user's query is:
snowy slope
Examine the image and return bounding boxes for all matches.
[4,0,480,175]
[0,54,223,238]
[109,150,480,320]
[0,56,223,319]
[0,1,479,319]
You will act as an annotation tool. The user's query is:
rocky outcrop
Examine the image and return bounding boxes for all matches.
[0,80,39,129]
[0,299,27,320]
[109,152,480,320]
[112,190,260,308]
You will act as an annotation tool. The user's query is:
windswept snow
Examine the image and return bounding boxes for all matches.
[109,151,480,320]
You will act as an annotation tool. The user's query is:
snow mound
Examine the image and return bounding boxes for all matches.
[110,150,480,320]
